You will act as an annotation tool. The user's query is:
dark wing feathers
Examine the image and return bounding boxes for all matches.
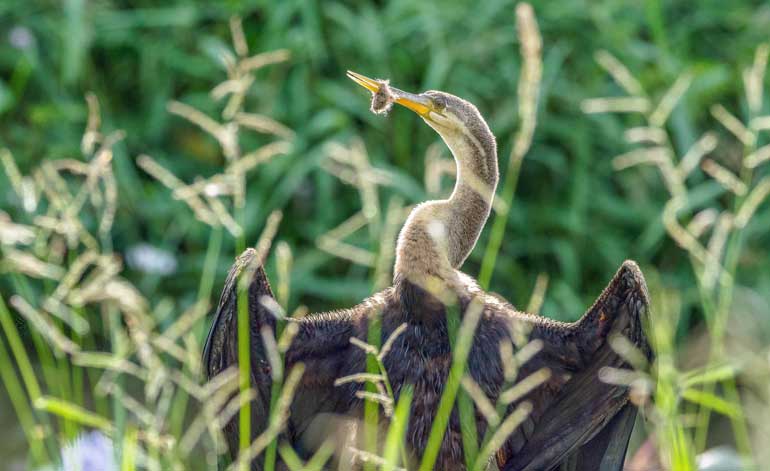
[201,248,278,469]
[203,248,279,379]
[578,404,638,471]
[203,250,651,470]
[501,261,650,471]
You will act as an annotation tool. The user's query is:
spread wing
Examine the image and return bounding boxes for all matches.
[499,261,651,471]
[202,248,277,467]
[202,249,389,465]
[567,403,638,471]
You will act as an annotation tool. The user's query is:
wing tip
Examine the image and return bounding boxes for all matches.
[617,259,651,325]
[201,248,265,380]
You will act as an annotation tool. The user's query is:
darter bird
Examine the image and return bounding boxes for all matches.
[203,71,652,471]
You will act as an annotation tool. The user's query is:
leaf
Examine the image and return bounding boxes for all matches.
[681,388,742,419]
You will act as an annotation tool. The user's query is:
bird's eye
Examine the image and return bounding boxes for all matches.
[433,96,447,111]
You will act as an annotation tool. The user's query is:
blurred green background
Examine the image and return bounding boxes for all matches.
[2,0,770,466]
[2,0,769,316]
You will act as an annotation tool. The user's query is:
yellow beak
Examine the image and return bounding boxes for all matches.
[347,70,434,118]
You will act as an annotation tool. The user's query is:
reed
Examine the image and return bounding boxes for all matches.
[584,43,770,469]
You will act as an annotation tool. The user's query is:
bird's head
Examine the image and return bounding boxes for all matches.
[347,70,489,142]
[347,71,498,276]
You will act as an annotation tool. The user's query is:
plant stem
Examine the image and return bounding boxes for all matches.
[383,386,414,471]
[235,192,251,470]
[0,294,59,462]
[9,273,64,401]
[108,304,126,465]
[363,315,382,471]
[419,301,481,471]
[0,324,47,464]
[446,300,479,468]
[478,153,524,290]
[199,225,224,331]
[237,269,251,470]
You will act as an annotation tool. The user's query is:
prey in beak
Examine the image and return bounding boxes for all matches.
[347,70,436,119]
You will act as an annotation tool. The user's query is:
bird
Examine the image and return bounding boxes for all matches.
[203,71,652,471]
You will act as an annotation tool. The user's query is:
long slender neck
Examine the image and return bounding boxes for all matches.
[394,121,498,286]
